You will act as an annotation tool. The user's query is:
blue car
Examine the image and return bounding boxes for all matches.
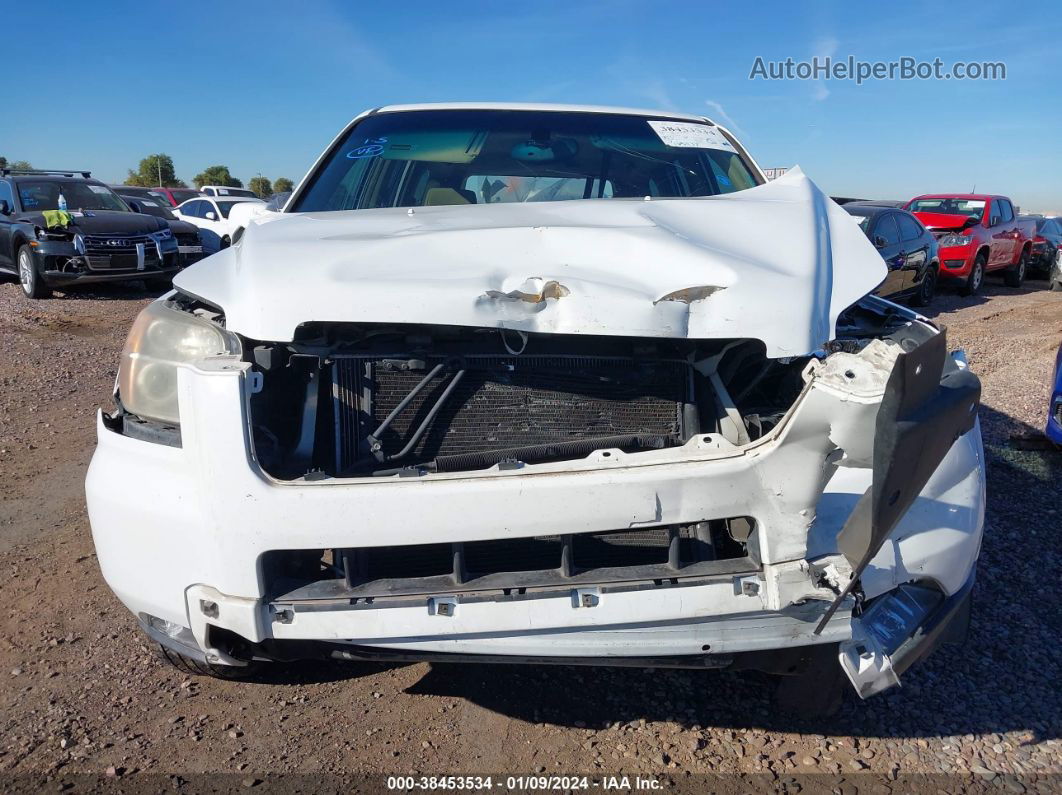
[1048,342,1062,445]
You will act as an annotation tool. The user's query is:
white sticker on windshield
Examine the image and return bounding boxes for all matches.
[647,120,736,151]
[88,184,111,194]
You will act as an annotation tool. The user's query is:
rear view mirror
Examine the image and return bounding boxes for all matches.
[0,199,9,215]
[205,211,217,221]
[874,235,888,248]
[127,200,142,213]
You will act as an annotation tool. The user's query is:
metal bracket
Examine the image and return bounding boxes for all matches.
[428,596,457,617]
[572,588,600,608]
[838,630,900,699]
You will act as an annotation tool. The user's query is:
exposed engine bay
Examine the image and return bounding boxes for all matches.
[240,300,917,481]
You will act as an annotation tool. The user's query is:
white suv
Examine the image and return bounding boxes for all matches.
[173,195,263,251]
[87,104,984,706]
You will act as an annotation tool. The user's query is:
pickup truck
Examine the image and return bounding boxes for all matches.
[905,194,1034,295]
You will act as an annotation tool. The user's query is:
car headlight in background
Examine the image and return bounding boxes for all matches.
[35,227,72,242]
[118,301,240,425]
[938,233,972,248]
[151,227,173,241]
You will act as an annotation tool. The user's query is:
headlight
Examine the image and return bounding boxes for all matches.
[152,227,173,241]
[35,227,71,241]
[118,301,240,425]
[938,233,972,247]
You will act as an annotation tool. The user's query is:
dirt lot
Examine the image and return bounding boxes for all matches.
[0,275,1059,791]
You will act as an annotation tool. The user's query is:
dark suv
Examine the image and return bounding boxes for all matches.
[0,169,179,298]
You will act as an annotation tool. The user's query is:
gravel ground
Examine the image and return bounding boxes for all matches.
[0,274,1059,792]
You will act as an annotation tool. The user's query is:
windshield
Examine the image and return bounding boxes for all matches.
[844,209,873,232]
[908,198,986,221]
[123,197,176,220]
[18,181,128,212]
[265,191,291,211]
[215,200,250,218]
[293,110,761,212]
[168,189,202,204]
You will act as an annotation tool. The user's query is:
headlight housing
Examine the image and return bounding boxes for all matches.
[152,227,173,241]
[35,227,72,242]
[118,301,240,425]
[938,232,972,248]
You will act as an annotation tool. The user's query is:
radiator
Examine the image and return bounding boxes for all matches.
[331,354,692,474]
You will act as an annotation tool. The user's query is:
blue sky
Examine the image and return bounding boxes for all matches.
[5,1,1061,210]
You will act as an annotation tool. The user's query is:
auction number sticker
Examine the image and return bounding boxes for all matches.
[386,776,495,790]
[347,137,389,159]
[386,774,660,791]
[647,120,735,151]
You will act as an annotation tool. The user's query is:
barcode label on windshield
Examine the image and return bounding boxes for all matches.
[647,121,736,151]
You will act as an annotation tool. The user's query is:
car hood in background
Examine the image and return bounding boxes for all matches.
[18,210,167,235]
[165,218,201,237]
[174,168,887,358]
[911,212,974,231]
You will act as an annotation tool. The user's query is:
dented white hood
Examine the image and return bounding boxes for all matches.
[174,169,886,358]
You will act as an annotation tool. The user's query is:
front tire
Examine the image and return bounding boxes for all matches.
[910,265,937,307]
[155,643,263,680]
[18,245,52,299]
[1003,250,1027,288]
[960,252,986,296]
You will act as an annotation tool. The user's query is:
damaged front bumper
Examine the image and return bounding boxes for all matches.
[33,238,179,287]
[85,317,984,698]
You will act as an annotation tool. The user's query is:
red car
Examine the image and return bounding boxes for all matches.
[147,186,205,207]
[905,194,1034,295]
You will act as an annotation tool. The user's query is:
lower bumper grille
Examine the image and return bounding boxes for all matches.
[263,519,754,600]
[331,355,691,474]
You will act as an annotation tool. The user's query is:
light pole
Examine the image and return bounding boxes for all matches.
[156,155,163,187]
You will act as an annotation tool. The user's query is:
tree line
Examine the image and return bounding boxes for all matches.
[125,154,293,198]
[1,154,293,199]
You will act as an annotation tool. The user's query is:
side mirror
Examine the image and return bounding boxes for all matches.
[873,235,888,248]
[0,199,9,215]
[205,211,217,221]
[127,200,142,213]
[989,215,1001,227]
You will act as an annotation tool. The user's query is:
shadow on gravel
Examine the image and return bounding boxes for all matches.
[917,276,1051,322]
[241,659,404,687]
[52,281,171,301]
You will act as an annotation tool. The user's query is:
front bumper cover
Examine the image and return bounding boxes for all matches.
[86,321,985,695]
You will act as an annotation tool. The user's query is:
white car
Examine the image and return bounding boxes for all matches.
[87,104,984,707]
[173,195,264,252]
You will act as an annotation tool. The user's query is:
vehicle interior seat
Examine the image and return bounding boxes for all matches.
[424,187,476,206]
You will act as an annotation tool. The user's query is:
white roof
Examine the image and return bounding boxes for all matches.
[374,102,714,124]
[177,195,262,207]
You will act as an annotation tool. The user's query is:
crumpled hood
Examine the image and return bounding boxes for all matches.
[174,169,886,357]
[911,211,973,232]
